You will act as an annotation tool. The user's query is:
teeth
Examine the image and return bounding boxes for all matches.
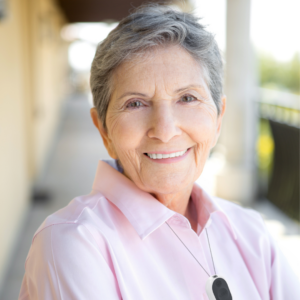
[147,149,188,159]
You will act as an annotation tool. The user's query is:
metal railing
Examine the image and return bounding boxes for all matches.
[259,88,300,127]
[257,88,300,221]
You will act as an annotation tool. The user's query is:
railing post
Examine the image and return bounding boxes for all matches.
[215,0,258,205]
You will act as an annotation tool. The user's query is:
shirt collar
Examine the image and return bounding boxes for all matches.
[193,186,238,240]
[92,160,175,239]
[92,160,237,240]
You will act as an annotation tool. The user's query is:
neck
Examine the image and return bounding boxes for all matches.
[152,184,198,232]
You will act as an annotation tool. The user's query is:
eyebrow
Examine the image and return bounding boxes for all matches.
[116,84,206,101]
[175,84,206,93]
[117,92,148,101]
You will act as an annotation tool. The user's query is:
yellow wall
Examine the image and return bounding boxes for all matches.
[0,0,68,285]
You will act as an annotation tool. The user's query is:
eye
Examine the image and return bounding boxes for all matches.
[126,100,144,109]
[180,95,197,103]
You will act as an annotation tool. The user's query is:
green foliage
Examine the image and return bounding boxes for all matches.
[258,52,300,94]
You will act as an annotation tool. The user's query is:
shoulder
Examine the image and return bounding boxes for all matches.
[25,191,119,269]
[211,197,276,271]
[23,193,122,299]
[214,197,264,223]
[212,197,268,239]
[29,191,119,254]
[33,193,99,238]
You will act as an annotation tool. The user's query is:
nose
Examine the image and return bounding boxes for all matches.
[147,104,181,143]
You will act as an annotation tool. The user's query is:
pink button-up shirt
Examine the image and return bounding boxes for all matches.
[19,160,299,300]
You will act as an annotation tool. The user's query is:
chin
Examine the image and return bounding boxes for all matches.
[142,175,193,195]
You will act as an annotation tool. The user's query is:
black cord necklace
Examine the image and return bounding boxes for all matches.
[166,221,233,300]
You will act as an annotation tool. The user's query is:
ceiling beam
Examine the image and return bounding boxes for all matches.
[57,0,172,23]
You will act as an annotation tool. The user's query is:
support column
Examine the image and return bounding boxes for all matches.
[216,0,257,205]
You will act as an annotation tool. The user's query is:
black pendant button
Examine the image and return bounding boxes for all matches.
[212,278,232,300]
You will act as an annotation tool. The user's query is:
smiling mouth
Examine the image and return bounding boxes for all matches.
[145,149,189,159]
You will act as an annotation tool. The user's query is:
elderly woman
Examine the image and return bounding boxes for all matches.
[19,5,298,300]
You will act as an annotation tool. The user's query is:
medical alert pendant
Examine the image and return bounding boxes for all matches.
[166,221,233,299]
[205,276,232,300]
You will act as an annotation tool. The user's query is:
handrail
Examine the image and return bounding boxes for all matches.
[256,88,300,110]
[256,88,300,127]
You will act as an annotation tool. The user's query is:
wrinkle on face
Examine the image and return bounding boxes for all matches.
[102,45,224,213]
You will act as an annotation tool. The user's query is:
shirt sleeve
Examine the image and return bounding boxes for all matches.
[260,216,300,299]
[18,223,121,300]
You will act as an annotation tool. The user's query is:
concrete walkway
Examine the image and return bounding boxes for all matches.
[0,93,110,300]
[0,93,299,299]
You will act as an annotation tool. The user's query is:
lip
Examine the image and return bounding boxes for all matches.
[146,149,187,154]
[144,147,192,164]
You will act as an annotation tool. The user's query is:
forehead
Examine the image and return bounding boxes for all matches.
[111,45,207,96]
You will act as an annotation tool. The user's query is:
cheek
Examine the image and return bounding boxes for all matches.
[178,106,217,143]
[178,106,217,168]
[107,110,148,155]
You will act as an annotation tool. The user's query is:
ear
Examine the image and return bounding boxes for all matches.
[212,95,226,148]
[90,107,118,159]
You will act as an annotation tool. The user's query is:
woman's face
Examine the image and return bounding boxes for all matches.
[93,45,225,196]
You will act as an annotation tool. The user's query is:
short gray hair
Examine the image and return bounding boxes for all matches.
[90,4,223,129]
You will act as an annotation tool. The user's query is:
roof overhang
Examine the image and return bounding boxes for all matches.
[57,0,173,23]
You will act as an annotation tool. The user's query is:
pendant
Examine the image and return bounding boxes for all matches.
[205,275,232,300]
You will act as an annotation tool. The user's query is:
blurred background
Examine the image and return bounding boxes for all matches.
[0,0,299,298]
